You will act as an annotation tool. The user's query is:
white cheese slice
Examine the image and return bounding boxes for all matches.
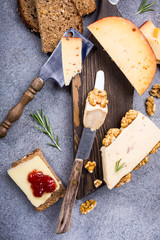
[8,156,60,207]
[88,17,157,96]
[61,37,82,86]
[83,98,108,131]
[101,112,160,190]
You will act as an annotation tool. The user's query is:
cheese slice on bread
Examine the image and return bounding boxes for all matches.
[101,111,160,190]
[8,148,65,211]
[61,37,82,86]
[88,17,157,95]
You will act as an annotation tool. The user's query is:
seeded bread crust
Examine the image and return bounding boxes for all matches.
[18,0,39,33]
[35,0,83,53]
[72,0,96,16]
[11,148,65,212]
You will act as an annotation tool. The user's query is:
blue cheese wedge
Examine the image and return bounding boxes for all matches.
[101,112,160,190]
[61,37,82,86]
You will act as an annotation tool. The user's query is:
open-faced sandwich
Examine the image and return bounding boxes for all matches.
[8,148,65,211]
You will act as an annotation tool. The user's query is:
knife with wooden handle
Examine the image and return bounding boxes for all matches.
[0,29,93,138]
[56,71,107,234]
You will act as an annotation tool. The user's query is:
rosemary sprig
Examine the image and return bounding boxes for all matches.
[30,109,61,151]
[135,0,157,15]
[115,159,125,173]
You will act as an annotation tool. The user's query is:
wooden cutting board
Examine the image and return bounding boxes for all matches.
[72,0,134,200]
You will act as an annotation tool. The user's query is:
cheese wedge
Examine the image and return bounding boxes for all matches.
[8,156,60,208]
[140,22,160,63]
[153,28,160,39]
[88,17,157,95]
[61,37,82,86]
[140,21,155,38]
[146,37,160,61]
[83,98,108,131]
[101,112,160,190]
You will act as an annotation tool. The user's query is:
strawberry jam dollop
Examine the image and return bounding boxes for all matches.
[27,169,57,197]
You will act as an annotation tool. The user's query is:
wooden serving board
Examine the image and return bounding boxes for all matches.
[72,0,134,200]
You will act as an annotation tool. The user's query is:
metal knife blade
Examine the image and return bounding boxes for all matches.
[39,28,94,87]
[76,127,96,160]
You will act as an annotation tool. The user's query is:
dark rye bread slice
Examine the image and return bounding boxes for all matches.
[72,0,96,16]
[35,0,83,53]
[11,148,65,212]
[18,0,39,33]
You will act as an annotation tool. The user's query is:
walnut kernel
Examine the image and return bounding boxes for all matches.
[94,179,102,188]
[102,128,121,147]
[134,155,149,170]
[88,88,108,108]
[121,110,138,128]
[80,200,97,215]
[146,96,156,116]
[84,161,96,173]
[115,172,132,188]
[150,84,160,98]
[150,141,160,154]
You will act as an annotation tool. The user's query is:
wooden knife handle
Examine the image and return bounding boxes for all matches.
[56,158,83,234]
[0,77,44,138]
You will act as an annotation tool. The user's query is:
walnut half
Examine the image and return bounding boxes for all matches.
[84,161,96,173]
[80,200,97,215]
[146,96,156,116]
[150,84,160,98]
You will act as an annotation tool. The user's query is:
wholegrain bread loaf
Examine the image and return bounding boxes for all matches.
[72,0,96,16]
[35,0,83,53]
[9,148,65,212]
[18,0,39,33]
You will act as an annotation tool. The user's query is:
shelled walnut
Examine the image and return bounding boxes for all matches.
[150,141,160,154]
[121,109,138,128]
[102,128,121,147]
[80,200,97,215]
[88,88,108,108]
[94,179,102,188]
[150,84,160,98]
[115,173,132,188]
[134,155,149,170]
[84,161,96,173]
[146,96,156,116]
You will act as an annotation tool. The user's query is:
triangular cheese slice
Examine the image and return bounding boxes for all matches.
[61,37,82,86]
[101,112,160,190]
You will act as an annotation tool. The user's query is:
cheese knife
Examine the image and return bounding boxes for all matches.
[0,28,93,138]
[56,70,105,234]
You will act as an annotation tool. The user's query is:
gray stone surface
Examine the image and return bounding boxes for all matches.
[0,0,160,240]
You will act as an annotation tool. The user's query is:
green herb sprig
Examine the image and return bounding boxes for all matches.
[115,159,125,173]
[135,0,157,15]
[30,109,61,151]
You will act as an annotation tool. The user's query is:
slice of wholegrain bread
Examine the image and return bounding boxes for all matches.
[18,0,39,33]
[72,0,96,16]
[35,0,83,53]
[10,148,65,212]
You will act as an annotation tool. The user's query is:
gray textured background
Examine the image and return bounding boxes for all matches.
[0,0,160,240]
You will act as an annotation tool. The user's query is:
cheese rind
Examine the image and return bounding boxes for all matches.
[61,37,82,86]
[88,17,157,95]
[8,156,60,207]
[83,98,108,131]
[101,112,160,190]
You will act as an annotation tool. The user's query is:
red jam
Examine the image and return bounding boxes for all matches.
[27,169,57,197]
